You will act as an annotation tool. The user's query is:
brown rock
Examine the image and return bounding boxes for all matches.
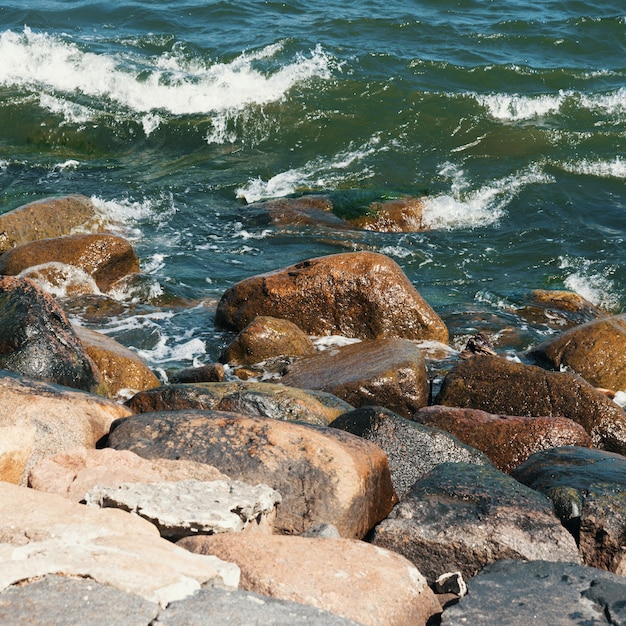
[0,276,107,394]
[74,326,160,398]
[0,233,140,292]
[168,363,226,384]
[0,371,131,485]
[125,381,353,426]
[0,194,97,254]
[215,251,449,342]
[282,338,429,418]
[178,533,441,626]
[435,355,626,454]
[347,197,426,232]
[221,315,316,365]
[28,446,228,502]
[413,405,592,473]
[106,410,398,538]
[245,195,349,228]
[529,314,626,392]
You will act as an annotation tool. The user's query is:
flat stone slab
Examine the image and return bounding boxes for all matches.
[85,479,282,539]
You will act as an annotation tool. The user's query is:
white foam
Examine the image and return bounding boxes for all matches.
[39,92,94,125]
[312,335,362,351]
[559,256,620,311]
[18,262,101,299]
[559,156,626,179]
[614,391,626,408]
[475,91,567,121]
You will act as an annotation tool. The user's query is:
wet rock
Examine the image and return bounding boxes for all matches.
[282,338,428,418]
[221,315,316,365]
[0,276,107,394]
[517,288,605,328]
[168,363,226,383]
[346,196,426,232]
[178,533,441,626]
[435,355,626,454]
[0,371,131,485]
[0,575,159,626]
[330,406,491,498]
[27,446,228,502]
[155,585,362,626]
[215,251,449,343]
[369,462,579,584]
[0,482,240,606]
[440,560,626,626]
[75,326,160,398]
[245,194,348,229]
[529,314,626,392]
[511,446,626,574]
[0,233,140,292]
[413,405,592,473]
[125,381,353,426]
[0,194,97,254]
[105,410,397,538]
[85,479,281,539]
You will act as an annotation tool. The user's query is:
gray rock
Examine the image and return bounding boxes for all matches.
[301,523,341,538]
[370,462,579,584]
[84,479,282,540]
[155,584,361,625]
[441,560,626,625]
[330,406,491,497]
[0,574,158,626]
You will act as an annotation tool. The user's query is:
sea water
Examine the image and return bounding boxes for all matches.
[0,0,624,376]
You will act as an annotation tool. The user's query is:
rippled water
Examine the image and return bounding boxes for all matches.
[0,0,624,376]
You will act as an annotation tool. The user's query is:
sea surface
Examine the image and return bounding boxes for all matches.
[0,0,625,382]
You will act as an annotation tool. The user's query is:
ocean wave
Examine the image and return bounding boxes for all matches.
[559,255,620,311]
[558,156,626,179]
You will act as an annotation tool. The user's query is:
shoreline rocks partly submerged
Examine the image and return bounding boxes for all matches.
[0,194,626,624]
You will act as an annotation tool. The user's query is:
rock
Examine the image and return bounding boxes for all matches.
[74,326,160,398]
[369,462,579,584]
[517,289,605,329]
[282,338,429,418]
[301,523,341,538]
[105,410,397,538]
[221,315,316,365]
[0,233,140,292]
[0,276,107,394]
[0,194,97,254]
[178,533,441,626]
[125,381,353,426]
[0,371,131,485]
[155,585,362,626]
[27,446,229,502]
[440,560,626,626]
[346,196,426,232]
[0,575,159,626]
[245,194,348,229]
[413,405,592,473]
[330,406,491,498]
[511,446,626,574]
[435,355,626,454]
[168,363,226,383]
[215,251,449,343]
[85,479,282,539]
[0,482,240,606]
[529,314,626,392]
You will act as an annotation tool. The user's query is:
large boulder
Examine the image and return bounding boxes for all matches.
[529,314,626,392]
[441,560,626,626]
[0,371,131,485]
[435,355,626,454]
[511,446,626,574]
[369,462,579,584]
[0,194,97,254]
[0,233,140,292]
[215,251,449,343]
[125,381,353,426]
[346,197,426,232]
[105,410,397,538]
[413,405,592,473]
[178,533,441,626]
[330,406,491,498]
[0,276,107,394]
[0,482,240,606]
[282,338,429,418]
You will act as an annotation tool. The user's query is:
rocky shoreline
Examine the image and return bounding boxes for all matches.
[1,194,626,624]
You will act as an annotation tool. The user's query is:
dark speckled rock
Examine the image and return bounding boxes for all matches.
[511,446,626,574]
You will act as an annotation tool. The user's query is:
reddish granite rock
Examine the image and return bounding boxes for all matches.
[106,410,397,538]
[0,276,107,394]
[435,355,626,454]
[282,338,429,418]
[178,533,441,626]
[413,405,592,473]
[215,251,448,342]
[245,195,349,228]
[346,197,426,232]
[519,289,606,328]
[0,194,98,254]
